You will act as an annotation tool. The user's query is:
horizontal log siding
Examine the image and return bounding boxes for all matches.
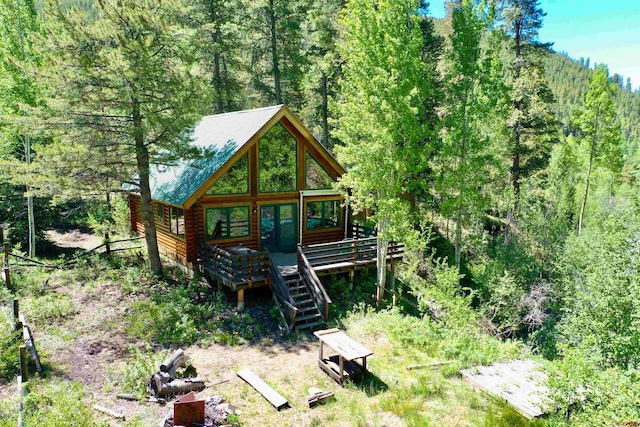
[128,194,189,265]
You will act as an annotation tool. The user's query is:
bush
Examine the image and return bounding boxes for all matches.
[106,347,168,398]
[0,308,19,379]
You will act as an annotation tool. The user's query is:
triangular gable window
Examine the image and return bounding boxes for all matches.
[305,151,335,189]
[259,123,297,193]
[206,153,249,195]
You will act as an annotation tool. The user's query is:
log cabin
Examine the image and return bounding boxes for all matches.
[128,104,402,330]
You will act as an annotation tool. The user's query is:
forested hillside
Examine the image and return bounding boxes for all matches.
[2,0,640,425]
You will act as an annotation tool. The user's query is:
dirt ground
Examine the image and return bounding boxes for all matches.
[46,228,103,251]
[19,229,388,426]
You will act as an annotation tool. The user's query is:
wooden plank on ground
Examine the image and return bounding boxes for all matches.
[461,359,547,419]
[237,369,289,410]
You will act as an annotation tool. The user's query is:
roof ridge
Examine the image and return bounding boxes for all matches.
[200,104,284,119]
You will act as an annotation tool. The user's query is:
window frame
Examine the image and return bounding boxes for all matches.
[156,202,165,222]
[305,199,342,231]
[205,152,250,196]
[258,123,299,194]
[205,205,251,241]
[168,205,185,237]
[305,150,335,190]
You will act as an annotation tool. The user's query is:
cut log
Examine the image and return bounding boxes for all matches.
[160,349,184,372]
[93,405,125,420]
[166,354,186,377]
[156,378,205,397]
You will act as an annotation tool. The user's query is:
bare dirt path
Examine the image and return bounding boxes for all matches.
[46,228,103,251]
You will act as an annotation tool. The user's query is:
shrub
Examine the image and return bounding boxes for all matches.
[0,308,19,379]
[106,347,168,398]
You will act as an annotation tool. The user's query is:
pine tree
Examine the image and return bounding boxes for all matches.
[574,65,622,233]
[190,0,244,113]
[244,0,306,108]
[300,0,343,148]
[499,0,557,201]
[334,0,434,304]
[37,0,211,275]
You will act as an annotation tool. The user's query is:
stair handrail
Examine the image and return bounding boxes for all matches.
[297,244,332,320]
[267,254,297,330]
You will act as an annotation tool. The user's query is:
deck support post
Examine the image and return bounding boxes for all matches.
[237,289,245,311]
[348,271,354,290]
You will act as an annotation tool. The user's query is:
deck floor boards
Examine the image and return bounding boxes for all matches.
[461,359,548,419]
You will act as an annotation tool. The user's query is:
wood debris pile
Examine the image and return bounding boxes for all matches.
[161,395,238,427]
[149,349,205,398]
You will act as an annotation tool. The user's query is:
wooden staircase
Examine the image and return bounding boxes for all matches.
[282,272,325,330]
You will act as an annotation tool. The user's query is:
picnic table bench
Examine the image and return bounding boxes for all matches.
[314,328,373,386]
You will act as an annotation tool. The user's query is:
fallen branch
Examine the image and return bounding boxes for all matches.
[93,405,125,420]
[405,361,455,370]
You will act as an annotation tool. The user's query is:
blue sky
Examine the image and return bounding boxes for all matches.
[427,0,640,90]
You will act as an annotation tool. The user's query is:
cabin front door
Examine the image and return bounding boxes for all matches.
[260,203,297,253]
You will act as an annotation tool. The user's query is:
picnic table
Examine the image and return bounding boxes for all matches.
[314,328,373,386]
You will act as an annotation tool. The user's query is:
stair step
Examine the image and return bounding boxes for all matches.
[289,284,306,290]
[284,278,301,285]
[294,298,314,305]
[295,313,322,322]
[296,320,325,330]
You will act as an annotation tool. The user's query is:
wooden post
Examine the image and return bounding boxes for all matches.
[237,289,245,311]
[3,242,11,292]
[19,345,28,381]
[13,299,19,331]
[349,271,354,290]
[105,232,111,259]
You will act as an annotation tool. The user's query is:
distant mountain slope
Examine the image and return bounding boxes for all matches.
[542,51,640,158]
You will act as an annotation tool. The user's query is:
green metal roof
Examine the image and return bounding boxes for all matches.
[146,105,284,206]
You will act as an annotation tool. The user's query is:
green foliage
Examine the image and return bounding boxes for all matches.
[22,292,76,325]
[0,307,19,379]
[126,277,261,346]
[556,203,640,369]
[105,347,168,398]
[22,379,108,427]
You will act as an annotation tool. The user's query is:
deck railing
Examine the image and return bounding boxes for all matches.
[268,259,298,331]
[297,245,331,320]
[197,242,270,290]
[301,237,403,269]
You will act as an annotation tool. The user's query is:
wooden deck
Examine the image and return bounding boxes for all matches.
[197,237,403,329]
[302,237,403,276]
[461,359,548,419]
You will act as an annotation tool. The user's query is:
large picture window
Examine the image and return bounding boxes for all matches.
[306,200,341,230]
[169,206,184,237]
[206,206,250,240]
[205,153,249,195]
[305,152,334,189]
[259,123,297,193]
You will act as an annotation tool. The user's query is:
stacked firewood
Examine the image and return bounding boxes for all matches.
[149,349,205,398]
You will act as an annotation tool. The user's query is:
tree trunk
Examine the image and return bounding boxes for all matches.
[321,72,329,148]
[268,0,282,104]
[578,140,596,235]
[209,0,224,113]
[133,98,163,276]
[25,136,35,258]
[375,215,389,307]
